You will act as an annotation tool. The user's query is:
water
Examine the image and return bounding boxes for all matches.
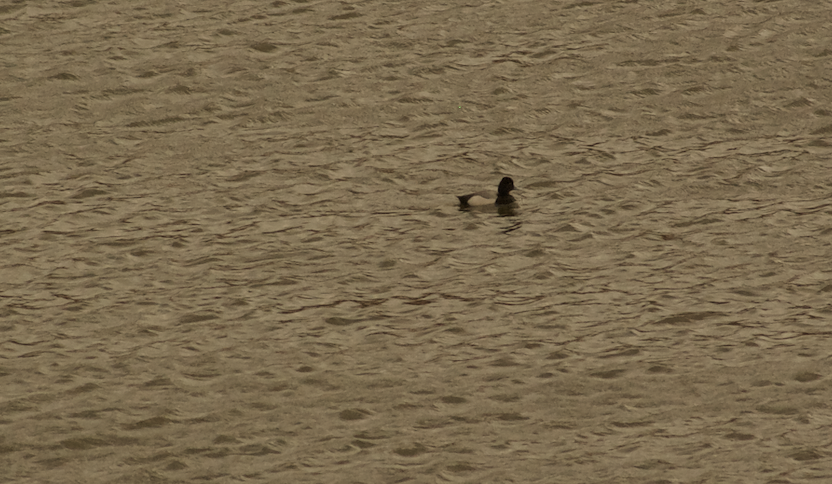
[2,0,832,482]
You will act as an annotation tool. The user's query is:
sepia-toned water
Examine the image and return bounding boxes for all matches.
[2,0,832,482]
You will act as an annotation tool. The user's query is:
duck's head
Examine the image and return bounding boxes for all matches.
[498,177,516,196]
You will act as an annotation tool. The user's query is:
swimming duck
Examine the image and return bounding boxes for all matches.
[457,177,517,206]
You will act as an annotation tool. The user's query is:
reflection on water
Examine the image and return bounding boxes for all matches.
[458,202,518,216]
[497,204,519,218]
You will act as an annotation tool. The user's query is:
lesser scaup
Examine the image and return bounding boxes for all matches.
[457,177,517,207]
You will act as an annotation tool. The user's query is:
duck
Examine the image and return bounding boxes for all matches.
[457,177,517,207]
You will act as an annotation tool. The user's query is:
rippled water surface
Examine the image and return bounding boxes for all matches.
[3,1,832,482]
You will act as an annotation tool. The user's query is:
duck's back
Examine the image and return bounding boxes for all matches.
[457,190,496,206]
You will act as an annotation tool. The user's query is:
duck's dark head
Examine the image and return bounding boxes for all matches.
[498,177,515,196]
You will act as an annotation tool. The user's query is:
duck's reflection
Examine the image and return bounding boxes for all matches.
[497,204,518,218]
